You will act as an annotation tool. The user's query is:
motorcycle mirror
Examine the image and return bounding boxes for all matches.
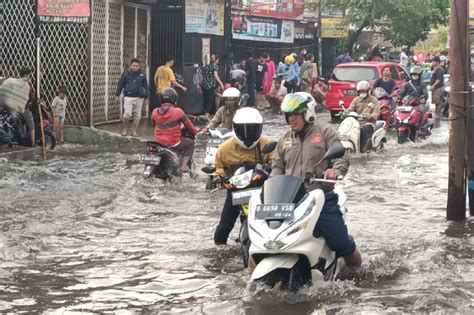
[261,141,277,154]
[201,166,216,174]
[315,147,346,168]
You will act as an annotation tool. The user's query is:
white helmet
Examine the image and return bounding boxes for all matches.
[280,92,317,123]
[356,80,370,92]
[232,107,263,149]
[222,87,241,107]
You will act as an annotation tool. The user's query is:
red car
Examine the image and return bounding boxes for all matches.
[326,61,409,121]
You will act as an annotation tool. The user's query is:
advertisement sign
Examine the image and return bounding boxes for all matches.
[202,38,211,66]
[321,17,346,38]
[233,0,304,20]
[36,0,90,23]
[294,21,315,41]
[186,0,224,36]
[232,15,294,43]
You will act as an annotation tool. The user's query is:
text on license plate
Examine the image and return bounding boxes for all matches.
[255,203,295,220]
[139,155,161,165]
[344,89,358,96]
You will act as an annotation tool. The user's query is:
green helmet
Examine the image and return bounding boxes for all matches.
[410,66,422,75]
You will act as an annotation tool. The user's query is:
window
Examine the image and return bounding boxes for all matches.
[331,67,379,82]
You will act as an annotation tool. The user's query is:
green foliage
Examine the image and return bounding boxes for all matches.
[324,0,450,51]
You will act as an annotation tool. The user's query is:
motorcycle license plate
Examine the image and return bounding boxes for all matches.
[138,155,161,165]
[232,188,260,206]
[344,89,358,96]
[208,139,224,147]
[255,203,295,220]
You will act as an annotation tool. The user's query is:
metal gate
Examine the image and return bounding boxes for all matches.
[0,0,150,126]
[91,0,151,125]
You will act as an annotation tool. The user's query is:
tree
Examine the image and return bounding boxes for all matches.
[324,0,450,53]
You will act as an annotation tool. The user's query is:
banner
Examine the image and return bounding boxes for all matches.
[321,17,346,38]
[186,0,224,36]
[36,0,90,23]
[294,21,315,41]
[232,15,294,43]
[202,38,211,66]
[236,0,304,20]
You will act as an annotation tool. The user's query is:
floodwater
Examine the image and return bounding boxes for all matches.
[0,113,473,314]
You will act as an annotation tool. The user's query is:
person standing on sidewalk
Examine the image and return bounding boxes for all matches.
[430,56,445,128]
[202,54,224,117]
[245,51,259,107]
[116,58,149,137]
[154,56,187,113]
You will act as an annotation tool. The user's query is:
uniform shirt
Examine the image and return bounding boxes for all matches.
[154,66,175,94]
[271,123,349,192]
[215,137,272,177]
[347,95,381,123]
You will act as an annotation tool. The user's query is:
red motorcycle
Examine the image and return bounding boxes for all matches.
[373,87,398,131]
[395,95,433,144]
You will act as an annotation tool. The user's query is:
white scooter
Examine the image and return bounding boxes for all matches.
[337,101,386,153]
[246,147,348,291]
[204,128,234,189]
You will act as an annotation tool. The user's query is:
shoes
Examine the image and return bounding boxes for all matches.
[131,130,137,137]
[121,130,127,136]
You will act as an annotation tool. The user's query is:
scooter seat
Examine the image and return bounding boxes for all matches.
[374,121,385,131]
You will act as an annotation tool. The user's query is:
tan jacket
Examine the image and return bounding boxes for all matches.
[215,137,272,177]
[347,95,381,123]
[271,123,349,192]
[209,105,237,129]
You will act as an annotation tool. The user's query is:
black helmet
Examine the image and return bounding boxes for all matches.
[160,88,178,104]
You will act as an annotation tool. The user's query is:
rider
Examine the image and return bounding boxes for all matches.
[373,66,397,129]
[271,92,361,267]
[213,107,272,245]
[347,80,381,152]
[398,66,427,101]
[201,87,241,133]
[151,88,199,172]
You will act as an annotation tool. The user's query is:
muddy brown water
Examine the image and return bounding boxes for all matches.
[0,113,472,314]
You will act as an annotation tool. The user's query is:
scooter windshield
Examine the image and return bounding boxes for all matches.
[263,175,307,204]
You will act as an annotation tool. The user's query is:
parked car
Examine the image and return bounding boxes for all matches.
[326,61,410,122]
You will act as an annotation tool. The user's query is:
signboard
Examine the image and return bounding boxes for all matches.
[321,17,346,38]
[202,38,211,66]
[185,0,224,36]
[235,0,304,20]
[232,15,294,43]
[36,0,90,23]
[294,21,315,41]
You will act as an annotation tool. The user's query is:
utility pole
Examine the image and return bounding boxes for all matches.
[447,0,468,220]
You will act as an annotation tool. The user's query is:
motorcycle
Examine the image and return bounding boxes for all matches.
[202,141,277,267]
[395,95,433,144]
[337,101,386,153]
[203,128,234,189]
[247,147,348,291]
[373,87,399,131]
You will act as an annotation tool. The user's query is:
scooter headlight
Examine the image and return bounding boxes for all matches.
[264,240,285,250]
[230,170,253,189]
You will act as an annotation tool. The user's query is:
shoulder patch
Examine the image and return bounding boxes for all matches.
[312,133,321,144]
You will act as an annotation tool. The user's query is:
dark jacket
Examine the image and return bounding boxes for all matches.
[399,80,427,100]
[116,70,148,98]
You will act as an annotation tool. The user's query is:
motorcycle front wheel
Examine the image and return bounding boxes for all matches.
[397,130,409,144]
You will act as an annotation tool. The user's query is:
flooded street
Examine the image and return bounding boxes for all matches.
[0,113,473,314]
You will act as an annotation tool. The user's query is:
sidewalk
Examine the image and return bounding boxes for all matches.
[96,118,154,142]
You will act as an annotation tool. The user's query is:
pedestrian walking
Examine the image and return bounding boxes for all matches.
[245,51,259,107]
[202,54,224,117]
[299,53,318,93]
[262,52,275,95]
[255,54,267,108]
[154,56,187,113]
[51,86,68,144]
[430,56,445,128]
[116,58,149,137]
